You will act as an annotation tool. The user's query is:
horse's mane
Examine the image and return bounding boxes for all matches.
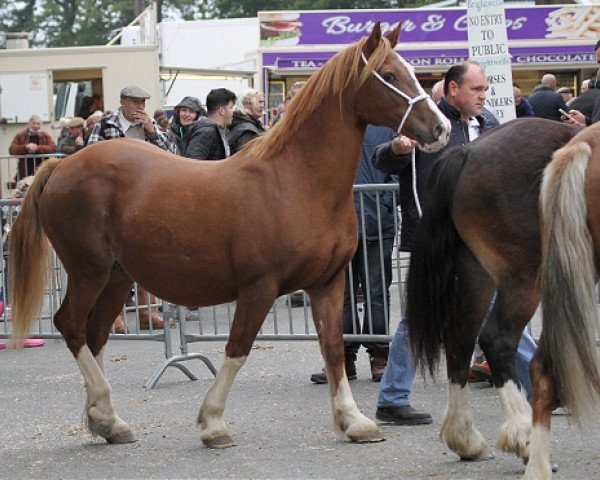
[247,34,393,159]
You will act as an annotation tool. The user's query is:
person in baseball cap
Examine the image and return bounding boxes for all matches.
[120,84,151,99]
[59,117,86,155]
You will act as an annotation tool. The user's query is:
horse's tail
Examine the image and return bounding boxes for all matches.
[540,140,600,424]
[406,146,466,376]
[9,158,60,343]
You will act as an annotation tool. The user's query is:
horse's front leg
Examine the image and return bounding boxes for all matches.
[309,274,384,444]
[197,285,276,448]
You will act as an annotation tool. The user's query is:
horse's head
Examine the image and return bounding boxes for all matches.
[357,23,450,152]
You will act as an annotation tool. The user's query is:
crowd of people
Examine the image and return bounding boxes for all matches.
[5,38,600,423]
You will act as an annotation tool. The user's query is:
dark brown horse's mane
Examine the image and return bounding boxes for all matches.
[247,33,394,159]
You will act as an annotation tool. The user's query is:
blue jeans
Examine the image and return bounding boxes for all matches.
[343,237,394,358]
[485,293,536,400]
[377,319,415,407]
[516,327,537,401]
[376,321,537,408]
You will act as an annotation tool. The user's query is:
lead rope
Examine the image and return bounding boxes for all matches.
[361,52,428,218]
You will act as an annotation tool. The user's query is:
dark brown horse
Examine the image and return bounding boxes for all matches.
[530,121,600,479]
[9,24,449,448]
[405,118,580,476]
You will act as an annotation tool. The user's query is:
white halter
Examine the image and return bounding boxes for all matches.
[361,52,430,134]
[362,52,430,218]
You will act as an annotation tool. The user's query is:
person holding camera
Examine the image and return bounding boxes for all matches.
[562,40,600,126]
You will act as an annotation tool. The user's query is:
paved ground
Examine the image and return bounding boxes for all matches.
[1,335,600,480]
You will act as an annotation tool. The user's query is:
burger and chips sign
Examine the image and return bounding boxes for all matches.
[259,6,600,47]
[260,5,599,122]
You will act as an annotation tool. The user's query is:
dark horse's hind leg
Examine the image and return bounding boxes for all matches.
[54,266,135,444]
[523,345,556,479]
[478,278,539,461]
[442,248,496,461]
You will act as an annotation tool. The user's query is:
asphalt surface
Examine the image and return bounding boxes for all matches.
[2,333,600,480]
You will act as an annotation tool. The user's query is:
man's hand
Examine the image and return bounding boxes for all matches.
[25,142,38,153]
[132,109,156,134]
[563,109,586,126]
[391,135,418,155]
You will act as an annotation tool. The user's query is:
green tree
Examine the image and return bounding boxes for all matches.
[0,0,434,47]
[1,0,137,47]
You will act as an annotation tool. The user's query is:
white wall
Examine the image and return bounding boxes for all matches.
[159,18,258,69]
[122,18,259,108]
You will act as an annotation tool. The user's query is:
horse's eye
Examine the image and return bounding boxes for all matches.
[381,73,396,83]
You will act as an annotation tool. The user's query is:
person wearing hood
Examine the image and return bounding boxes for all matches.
[168,96,205,155]
[227,88,266,155]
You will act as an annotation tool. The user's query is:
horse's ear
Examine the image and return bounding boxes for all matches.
[385,22,401,48]
[364,22,382,58]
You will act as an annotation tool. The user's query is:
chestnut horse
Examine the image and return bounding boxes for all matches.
[9,24,449,448]
[404,118,580,476]
[531,121,600,479]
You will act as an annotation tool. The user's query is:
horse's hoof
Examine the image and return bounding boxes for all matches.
[523,457,558,473]
[460,446,495,461]
[202,434,236,449]
[106,428,137,444]
[349,430,385,443]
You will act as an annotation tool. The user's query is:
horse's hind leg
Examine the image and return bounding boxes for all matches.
[54,270,135,444]
[442,251,495,460]
[479,279,538,461]
[309,273,383,443]
[523,347,556,480]
[197,284,277,448]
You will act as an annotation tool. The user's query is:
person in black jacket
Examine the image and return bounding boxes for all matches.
[373,61,497,425]
[528,74,568,122]
[228,88,266,155]
[179,88,236,160]
[167,96,205,154]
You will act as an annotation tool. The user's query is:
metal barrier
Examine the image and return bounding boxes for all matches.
[0,186,411,389]
[147,184,408,388]
[0,154,66,199]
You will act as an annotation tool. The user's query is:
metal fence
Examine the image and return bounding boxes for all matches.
[0,185,409,388]
[0,153,67,199]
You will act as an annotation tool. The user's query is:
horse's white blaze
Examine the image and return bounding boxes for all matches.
[396,54,451,151]
[76,345,118,431]
[523,425,552,480]
[497,380,532,459]
[398,56,450,150]
[441,382,487,458]
[199,356,246,440]
[331,374,379,438]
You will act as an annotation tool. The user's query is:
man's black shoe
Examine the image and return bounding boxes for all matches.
[375,405,432,425]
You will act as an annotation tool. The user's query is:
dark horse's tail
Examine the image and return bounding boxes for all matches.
[540,140,600,424]
[406,146,467,375]
[9,158,61,343]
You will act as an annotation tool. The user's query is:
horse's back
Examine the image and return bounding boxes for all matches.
[452,118,580,274]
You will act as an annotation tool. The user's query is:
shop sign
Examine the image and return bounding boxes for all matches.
[259,6,600,47]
